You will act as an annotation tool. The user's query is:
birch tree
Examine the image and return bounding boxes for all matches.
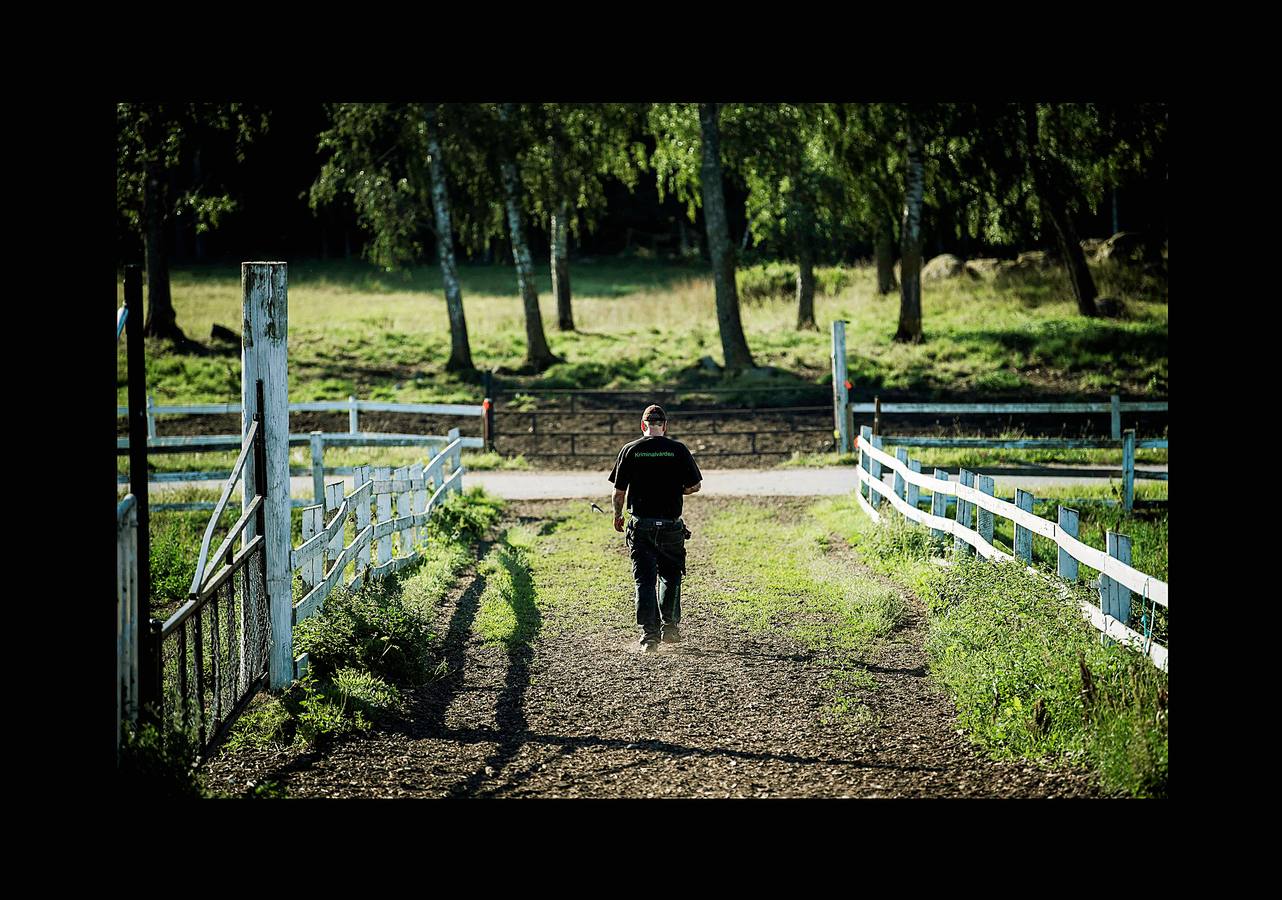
[496,103,559,371]
[518,104,647,332]
[311,103,478,371]
[649,102,756,370]
[895,110,926,343]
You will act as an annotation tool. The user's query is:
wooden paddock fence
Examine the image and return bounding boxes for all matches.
[117,428,481,510]
[854,425,1168,672]
[289,436,465,678]
[116,396,485,440]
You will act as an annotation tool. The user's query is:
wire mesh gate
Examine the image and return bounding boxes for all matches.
[157,395,272,755]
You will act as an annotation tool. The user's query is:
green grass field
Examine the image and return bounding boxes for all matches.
[116,257,1168,408]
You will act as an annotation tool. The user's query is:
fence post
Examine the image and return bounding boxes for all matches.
[349,395,358,434]
[354,464,372,579]
[955,469,975,556]
[859,425,872,500]
[241,261,292,691]
[931,468,948,541]
[123,265,156,721]
[977,475,994,550]
[1110,393,1121,440]
[870,435,884,510]
[1057,506,1079,583]
[907,458,921,511]
[894,448,908,504]
[1099,531,1133,642]
[830,321,851,454]
[1014,488,1035,564]
[146,393,157,439]
[310,431,325,507]
[301,506,322,588]
[483,398,494,452]
[873,396,881,436]
[1123,428,1135,513]
[375,466,393,566]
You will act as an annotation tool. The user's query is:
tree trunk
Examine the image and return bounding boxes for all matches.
[895,116,925,344]
[498,104,559,371]
[424,106,475,373]
[875,215,898,294]
[698,103,756,371]
[1024,104,1099,317]
[551,200,574,331]
[794,201,817,330]
[142,155,185,342]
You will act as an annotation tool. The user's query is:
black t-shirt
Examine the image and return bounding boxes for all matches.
[607,435,702,519]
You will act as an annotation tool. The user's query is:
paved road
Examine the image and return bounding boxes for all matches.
[141,464,1168,502]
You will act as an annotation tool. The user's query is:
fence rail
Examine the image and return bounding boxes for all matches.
[855,425,1167,671]
[117,428,481,510]
[116,395,483,439]
[289,437,465,677]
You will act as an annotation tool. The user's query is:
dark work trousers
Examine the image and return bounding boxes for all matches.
[626,519,687,639]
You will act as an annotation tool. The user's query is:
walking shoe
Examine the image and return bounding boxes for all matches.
[640,638,660,653]
[662,624,681,643]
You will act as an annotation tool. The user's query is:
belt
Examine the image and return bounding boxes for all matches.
[630,516,683,527]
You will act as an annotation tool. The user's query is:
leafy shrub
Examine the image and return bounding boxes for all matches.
[293,674,370,748]
[737,263,856,302]
[332,667,401,717]
[293,582,434,685]
[430,487,504,546]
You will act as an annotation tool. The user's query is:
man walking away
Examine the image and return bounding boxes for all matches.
[608,404,702,653]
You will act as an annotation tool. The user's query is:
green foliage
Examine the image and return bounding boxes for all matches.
[924,558,1167,797]
[737,262,855,301]
[293,581,434,685]
[816,493,1168,797]
[117,720,207,798]
[431,486,504,545]
[117,102,267,240]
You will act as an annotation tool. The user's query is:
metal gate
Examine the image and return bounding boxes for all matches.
[157,403,272,755]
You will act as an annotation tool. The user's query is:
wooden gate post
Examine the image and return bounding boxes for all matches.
[349,395,359,434]
[242,262,292,691]
[1110,393,1122,440]
[831,321,851,454]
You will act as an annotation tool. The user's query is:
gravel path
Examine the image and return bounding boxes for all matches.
[204,497,1104,798]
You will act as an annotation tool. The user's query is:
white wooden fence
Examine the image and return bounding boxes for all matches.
[116,396,484,440]
[854,424,1168,672]
[289,435,466,678]
[117,494,140,758]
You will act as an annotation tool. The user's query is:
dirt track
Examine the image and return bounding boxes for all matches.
[204,497,1103,798]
